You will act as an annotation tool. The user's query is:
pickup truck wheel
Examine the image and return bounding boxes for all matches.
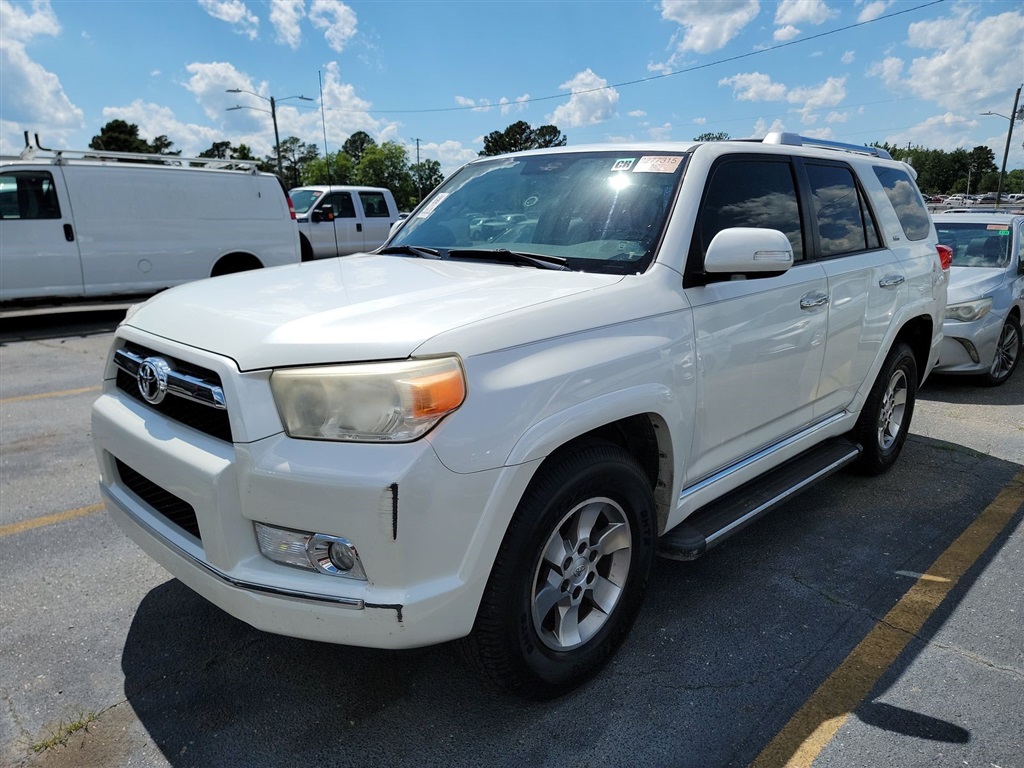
[853,341,917,475]
[980,315,1020,386]
[463,442,655,699]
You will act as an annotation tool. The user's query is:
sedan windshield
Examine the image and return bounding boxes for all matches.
[935,222,1013,267]
[387,151,687,274]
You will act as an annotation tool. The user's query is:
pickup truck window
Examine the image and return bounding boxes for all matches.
[359,191,390,217]
[0,171,62,220]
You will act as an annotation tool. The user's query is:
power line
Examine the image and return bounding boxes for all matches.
[322,0,949,116]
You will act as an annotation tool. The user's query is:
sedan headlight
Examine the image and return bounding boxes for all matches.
[945,298,992,323]
[271,357,465,442]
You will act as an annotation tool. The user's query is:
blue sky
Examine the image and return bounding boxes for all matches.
[2,0,1022,177]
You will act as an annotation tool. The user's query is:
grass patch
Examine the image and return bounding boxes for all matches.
[30,710,99,752]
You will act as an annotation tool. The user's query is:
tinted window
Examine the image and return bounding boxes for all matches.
[806,163,880,257]
[934,221,1012,267]
[323,192,355,218]
[359,191,390,217]
[0,171,62,220]
[873,165,930,241]
[698,158,803,260]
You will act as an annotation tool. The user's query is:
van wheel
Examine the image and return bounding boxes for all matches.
[211,254,261,277]
[979,315,1021,386]
[462,441,655,699]
[853,341,917,475]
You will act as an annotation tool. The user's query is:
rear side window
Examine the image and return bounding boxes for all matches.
[873,165,930,241]
[696,158,804,261]
[359,191,390,217]
[0,171,62,220]
[806,163,881,257]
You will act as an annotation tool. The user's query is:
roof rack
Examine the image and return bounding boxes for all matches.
[14,132,261,173]
[761,132,893,160]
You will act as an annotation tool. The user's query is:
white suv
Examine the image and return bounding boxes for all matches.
[92,134,948,698]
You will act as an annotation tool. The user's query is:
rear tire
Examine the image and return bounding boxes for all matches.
[462,441,656,699]
[979,315,1021,387]
[853,341,917,475]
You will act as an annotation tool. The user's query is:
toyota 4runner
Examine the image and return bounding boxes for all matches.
[92,133,949,698]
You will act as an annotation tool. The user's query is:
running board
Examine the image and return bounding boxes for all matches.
[658,438,862,561]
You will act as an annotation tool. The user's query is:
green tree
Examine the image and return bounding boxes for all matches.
[269,136,319,188]
[693,131,730,141]
[479,121,567,156]
[89,120,151,153]
[356,141,415,207]
[302,151,356,185]
[343,131,376,167]
[410,159,444,202]
[199,141,233,159]
[149,135,180,155]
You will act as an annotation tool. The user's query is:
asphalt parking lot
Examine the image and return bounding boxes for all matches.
[1,308,1022,768]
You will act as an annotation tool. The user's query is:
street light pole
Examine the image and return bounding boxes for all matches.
[981,84,1023,209]
[225,89,313,179]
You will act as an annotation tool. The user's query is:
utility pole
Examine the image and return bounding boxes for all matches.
[981,85,1023,209]
[226,89,313,178]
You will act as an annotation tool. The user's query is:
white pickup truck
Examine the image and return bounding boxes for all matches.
[93,134,948,698]
[289,185,399,260]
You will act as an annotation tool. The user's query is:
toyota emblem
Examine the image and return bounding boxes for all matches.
[137,357,171,405]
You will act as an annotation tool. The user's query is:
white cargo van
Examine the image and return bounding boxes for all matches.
[0,139,301,305]
[289,185,399,259]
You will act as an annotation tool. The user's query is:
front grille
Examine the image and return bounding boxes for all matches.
[116,458,202,540]
[115,342,233,442]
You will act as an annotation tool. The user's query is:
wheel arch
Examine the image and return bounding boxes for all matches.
[211,251,263,277]
[893,313,934,386]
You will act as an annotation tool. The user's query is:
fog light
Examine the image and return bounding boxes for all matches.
[954,337,980,364]
[255,523,367,581]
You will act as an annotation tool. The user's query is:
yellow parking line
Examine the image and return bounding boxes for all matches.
[0,385,101,405]
[751,469,1024,768]
[0,503,106,538]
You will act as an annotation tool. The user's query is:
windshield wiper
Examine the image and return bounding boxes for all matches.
[378,244,443,259]
[447,248,570,271]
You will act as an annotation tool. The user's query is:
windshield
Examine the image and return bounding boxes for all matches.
[387,151,687,274]
[935,222,1013,268]
[289,189,322,215]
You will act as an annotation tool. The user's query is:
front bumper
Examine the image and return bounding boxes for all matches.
[934,314,1004,375]
[92,381,520,649]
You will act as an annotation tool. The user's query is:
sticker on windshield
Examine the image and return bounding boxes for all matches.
[611,158,636,172]
[634,156,683,174]
[416,192,449,219]
[986,226,1010,234]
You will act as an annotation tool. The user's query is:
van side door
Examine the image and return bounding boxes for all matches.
[356,190,396,251]
[0,167,84,302]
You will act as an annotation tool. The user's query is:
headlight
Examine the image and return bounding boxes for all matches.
[945,298,992,322]
[271,357,465,442]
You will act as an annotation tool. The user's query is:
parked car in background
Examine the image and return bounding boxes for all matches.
[93,133,947,698]
[0,136,301,305]
[289,185,399,260]
[932,212,1024,385]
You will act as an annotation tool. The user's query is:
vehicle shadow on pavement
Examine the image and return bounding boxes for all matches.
[117,438,1023,768]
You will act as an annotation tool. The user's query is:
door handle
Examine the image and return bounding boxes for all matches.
[356,223,363,233]
[879,274,905,289]
[63,223,75,242]
[800,291,829,310]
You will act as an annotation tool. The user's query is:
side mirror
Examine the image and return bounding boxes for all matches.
[704,227,794,274]
[311,205,335,223]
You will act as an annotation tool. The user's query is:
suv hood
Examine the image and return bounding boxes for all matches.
[125,255,621,370]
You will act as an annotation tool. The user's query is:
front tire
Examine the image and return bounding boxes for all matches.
[853,341,917,475]
[463,441,656,699]
[980,315,1021,387]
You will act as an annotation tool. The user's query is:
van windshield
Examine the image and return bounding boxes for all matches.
[387,151,687,275]
[289,189,321,215]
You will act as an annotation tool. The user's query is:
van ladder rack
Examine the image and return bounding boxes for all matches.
[18,132,261,173]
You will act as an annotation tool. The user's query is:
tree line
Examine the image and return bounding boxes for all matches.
[88,119,1022,210]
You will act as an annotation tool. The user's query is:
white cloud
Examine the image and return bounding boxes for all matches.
[889,112,978,154]
[185,61,261,121]
[868,8,1024,113]
[693,117,707,124]
[855,0,890,24]
[454,95,529,114]
[101,99,221,155]
[841,50,854,64]
[648,123,673,141]
[270,0,305,48]
[774,24,800,42]
[309,0,357,53]
[547,69,618,128]
[826,111,848,123]
[752,117,787,138]
[719,72,787,102]
[775,0,836,26]
[198,0,259,40]
[629,110,648,118]
[787,76,845,109]
[659,0,760,54]
[0,0,84,152]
